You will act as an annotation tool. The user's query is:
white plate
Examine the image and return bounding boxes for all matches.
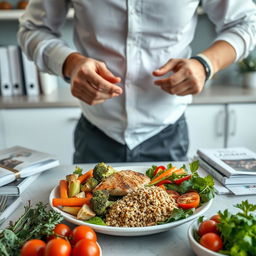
[49,166,213,236]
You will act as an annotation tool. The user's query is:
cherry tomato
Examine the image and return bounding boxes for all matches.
[153,166,166,176]
[166,190,180,201]
[174,175,191,185]
[156,179,172,186]
[72,225,97,244]
[21,239,46,256]
[54,223,72,237]
[200,233,223,252]
[198,220,218,236]
[72,239,100,256]
[210,214,221,223]
[177,192,200,209]
[44,238,71,256]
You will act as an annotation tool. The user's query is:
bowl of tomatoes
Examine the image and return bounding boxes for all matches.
[188,215,224,256]
[188,200,256,256]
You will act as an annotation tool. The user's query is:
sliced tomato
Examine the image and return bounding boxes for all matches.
[177,192,200,209]
[166,190,180,201]
[174,175,191,185]
[153,166,166,177]
[156,179,172,186]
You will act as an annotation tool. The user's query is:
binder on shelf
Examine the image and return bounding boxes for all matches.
[21,52,40,96]
[0,46,12,96]
[7,45,24,96]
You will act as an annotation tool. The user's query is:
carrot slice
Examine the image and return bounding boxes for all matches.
[59,180,68,198]
[52,194,92,207]
[77,169,93,184]
[149,167,177,185]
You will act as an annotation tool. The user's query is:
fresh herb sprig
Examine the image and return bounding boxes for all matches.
[0,202,63,256]
[158,208,195,225]
[217,200,256,256]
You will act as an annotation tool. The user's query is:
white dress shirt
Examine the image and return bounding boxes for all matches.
[18,0,256,149]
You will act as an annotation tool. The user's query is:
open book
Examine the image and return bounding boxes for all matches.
[0,146,59,187]
[197,147,256,178]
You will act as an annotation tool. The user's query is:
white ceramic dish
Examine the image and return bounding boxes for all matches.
[49,166,213,236]
[188,220,224,256]
[97,242,102,256]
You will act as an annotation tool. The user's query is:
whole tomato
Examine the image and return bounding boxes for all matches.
[210,214,221,223]
[200,233,223,252]
[71,226,97,244]
[20,239,46,256]
[198,220,218,236]
[54,223,72,237]
[44,238,71,256]
[72,239,100,256]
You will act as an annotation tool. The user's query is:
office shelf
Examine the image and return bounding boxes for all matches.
[0,8,74,20]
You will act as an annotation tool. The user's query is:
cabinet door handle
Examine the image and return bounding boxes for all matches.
[229,109,237,136]
[215,110,225,137]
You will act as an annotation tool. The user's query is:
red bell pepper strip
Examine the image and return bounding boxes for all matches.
[174,175,191,185]
[156,179,172,186]
[153,165,166,177]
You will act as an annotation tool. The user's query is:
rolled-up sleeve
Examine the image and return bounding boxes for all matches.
[202,0,256,61]
[17,0,77,77]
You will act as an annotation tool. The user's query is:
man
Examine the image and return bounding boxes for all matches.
[18,0,256,163]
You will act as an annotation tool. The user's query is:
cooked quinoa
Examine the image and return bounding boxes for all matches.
[105,186,177,227]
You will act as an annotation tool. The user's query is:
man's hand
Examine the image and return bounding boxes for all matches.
[152,58,206,96]
[63,53,122,105]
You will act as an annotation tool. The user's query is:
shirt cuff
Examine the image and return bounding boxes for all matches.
[43,44,77,78]
[214,31,246,61]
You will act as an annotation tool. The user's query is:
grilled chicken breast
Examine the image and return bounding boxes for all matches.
[93,170,150,196]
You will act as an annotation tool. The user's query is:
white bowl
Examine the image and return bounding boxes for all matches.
[50,165,213,236]
[188,220,224,256]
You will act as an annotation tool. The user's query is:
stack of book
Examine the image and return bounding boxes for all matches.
[0,146,59,226]
[197,147,256,195]
[0,45,58,97]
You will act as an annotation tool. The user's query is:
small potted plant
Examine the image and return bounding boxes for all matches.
[238,50,256,88]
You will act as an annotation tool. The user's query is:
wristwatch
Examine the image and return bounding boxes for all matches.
[190,54,213,81]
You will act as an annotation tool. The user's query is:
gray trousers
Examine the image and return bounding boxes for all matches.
[73,114,189,163]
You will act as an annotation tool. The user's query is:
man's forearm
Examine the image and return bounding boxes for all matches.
[201,40,237,75]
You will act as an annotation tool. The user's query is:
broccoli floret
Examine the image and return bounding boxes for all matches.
[93,162,116,182]
[91,190,113,216]
[81,177,99,192]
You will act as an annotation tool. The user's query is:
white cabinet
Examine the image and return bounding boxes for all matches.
[2,108,81,164]
[227,104,256,152]
[186,105,226,158]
